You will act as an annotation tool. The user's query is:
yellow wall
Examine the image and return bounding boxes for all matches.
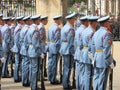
[36,0,62,30]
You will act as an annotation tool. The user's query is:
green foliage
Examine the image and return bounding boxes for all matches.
[69,0,86,6]
[68,7,78,12]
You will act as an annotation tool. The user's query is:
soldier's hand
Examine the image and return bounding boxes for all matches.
[88,52,94,61]
[1,57,5,63]
[40,53,44,59]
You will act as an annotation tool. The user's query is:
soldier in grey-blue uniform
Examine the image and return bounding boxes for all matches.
[37,16,48,80]
[74,16,89,90]
[0,14,3,81]
[80,16,99,90]
[93,16,113,90]
[20,16,32,87]
[27,15,41,90]
[0,30,3,88]
[10,17,17,48]
[11,16,24,82]
[38,16,48,54]
[0,14,3,31]
[74,17,81,31]
[48,15,62,84]
[59,12,76,89]
[1,17,11,78]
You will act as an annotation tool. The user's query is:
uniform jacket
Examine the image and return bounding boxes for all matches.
[59,23,75,55]
[11,24,23,53]
[81,25,94,64]
[74,24,86,62]
[93,26,112,68]
[38,23,47,53]
[20,24,29,56]
[1,24,12,53]
[48,23,61,54]
[27,24,41,58]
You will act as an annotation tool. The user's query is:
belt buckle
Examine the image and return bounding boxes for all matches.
[29,43,33,45]
[50,40,54,42]
[83,46,88,49]
[96,50,103,52]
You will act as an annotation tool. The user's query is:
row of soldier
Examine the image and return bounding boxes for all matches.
[0,12,115,90]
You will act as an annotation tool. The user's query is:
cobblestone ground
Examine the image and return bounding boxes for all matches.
[1,42,120,90]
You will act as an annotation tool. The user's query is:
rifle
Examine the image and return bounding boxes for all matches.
[0,76,1,90]
[109,69,113,90]
[72,59,76,89]
[44,53,47,78]
[90,64,93,90]
[40,57,46,90]
[59,55,62,83]
[0,61,1,89]
[109,43,114,90]
[10,52,14,77]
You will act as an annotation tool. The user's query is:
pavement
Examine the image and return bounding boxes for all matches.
[1,41,120,90]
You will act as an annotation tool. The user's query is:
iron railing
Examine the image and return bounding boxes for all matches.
[0,0,36,17]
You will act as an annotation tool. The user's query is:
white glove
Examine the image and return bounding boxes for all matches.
[10,48,13,52]
[40,53,44,59]
[1,57,5,63]
[109,56,115,69]
[92,60,94,67]
[88,52,94,61]
[88,52,94,66]
[72,54,74,57]
[109,62,115,69]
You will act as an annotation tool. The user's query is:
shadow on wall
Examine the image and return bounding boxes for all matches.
[51,0,59,8]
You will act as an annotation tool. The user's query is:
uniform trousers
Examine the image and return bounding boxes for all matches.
[29,57,38,90]
[62,54,73,88]
[48,53,59,83]
[22,56,30,85]
[14,53,21,81]
[2,52,11,77]
[76,61,84,90]
[83,63,92,90]
[94,67,109,90]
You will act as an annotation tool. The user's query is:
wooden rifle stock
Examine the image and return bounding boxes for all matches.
[10,52,14,77]
[59,55,62,83]
[109,42,114,90]
[109,69,113,90]
[72,60,76,89]
[40,57,46,90]
[44,53,47,77]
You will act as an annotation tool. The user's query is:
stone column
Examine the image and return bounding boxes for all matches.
[95,0,100,15]
[113,0,116,16]
[91,0,95,15]
[101,0,106,16]
[116,0,119,16]
[88,0,91,11]
[88,0,95,15]
[109,0,112,14]
[36,0,64,28]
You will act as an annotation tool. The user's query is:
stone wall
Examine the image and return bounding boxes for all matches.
[36,0,63,30]
[88,0,120,17]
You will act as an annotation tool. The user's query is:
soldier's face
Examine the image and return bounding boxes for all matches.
[35,19,40,25]
[42,19,48,25]
[19,20,24,25]
[26,20,32,25]
[93,21,98,27]
[69,17,76,25]
[55,19,62,25]
[84,21,89,27]
[12,20,17,25]
[104,21,112,31]
[0,19,3,25]
[7,20,11,26]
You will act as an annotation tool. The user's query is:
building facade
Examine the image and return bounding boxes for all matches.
[88,0,120,18]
